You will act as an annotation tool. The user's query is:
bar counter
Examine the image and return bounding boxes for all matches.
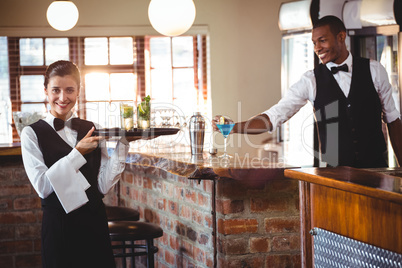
[3,141,401,267]
[115,145,302,268]
[0,142,301,268]
[125,147,293,184]
[285,167,402,268]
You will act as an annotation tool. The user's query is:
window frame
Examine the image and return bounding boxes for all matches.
[7,34,208,142]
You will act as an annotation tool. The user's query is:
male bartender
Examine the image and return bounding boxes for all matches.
[214,15,402,168]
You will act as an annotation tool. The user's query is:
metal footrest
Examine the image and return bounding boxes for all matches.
[112,241,158,258]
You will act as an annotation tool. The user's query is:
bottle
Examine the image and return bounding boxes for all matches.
[189,112,205,155]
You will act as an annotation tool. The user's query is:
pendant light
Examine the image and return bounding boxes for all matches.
[47,1,79,31]
[148,0,196,37]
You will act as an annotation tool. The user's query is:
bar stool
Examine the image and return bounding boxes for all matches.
[108,221,163,268]
[105,205,140,222]
[105,205,140,267]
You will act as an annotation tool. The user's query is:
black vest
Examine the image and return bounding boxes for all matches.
[314,57,387,168]
[30,119,103,211]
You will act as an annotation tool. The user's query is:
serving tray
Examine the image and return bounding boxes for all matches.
[93,127,180,137]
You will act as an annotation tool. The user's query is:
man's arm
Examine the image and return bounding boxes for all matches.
[387,118,402,166]
[213,114,273,134]
[233,113,273,134]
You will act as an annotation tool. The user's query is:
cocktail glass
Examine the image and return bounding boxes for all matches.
[160,108,174,127]
[137,96,151,129]
[120,102,134,131]
[216,123,235,158]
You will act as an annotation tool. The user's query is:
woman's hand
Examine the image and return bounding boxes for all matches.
[75,127,105,155]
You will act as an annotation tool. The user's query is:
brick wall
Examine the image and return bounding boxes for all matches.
[119,164,301,268]
[119,165,215,267]
[0,157,42,268]
[0,157,301,268]
[216,177,301,267]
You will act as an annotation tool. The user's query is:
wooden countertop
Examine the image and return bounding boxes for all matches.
[0,141,294,183]
[0,143,21,156]
[285,166,402,204]
[125,148,295,184]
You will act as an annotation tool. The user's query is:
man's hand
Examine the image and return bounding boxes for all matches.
[75,127,105,155]
[212,115,234,131]
[212,114,272,134]
[212,115,221,131]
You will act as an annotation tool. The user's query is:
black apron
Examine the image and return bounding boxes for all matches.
[313,57,388,168]
[30,119,115,268]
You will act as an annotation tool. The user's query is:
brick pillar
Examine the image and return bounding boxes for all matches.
[216,178,301,267]
[119,165,301,268]
[0,158,42,268]
[120,165,214,267]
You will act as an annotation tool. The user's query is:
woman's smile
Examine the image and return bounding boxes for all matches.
[45,75,79,121]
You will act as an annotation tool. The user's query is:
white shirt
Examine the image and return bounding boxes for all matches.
[21,113,129,214]
[264,53,400,131]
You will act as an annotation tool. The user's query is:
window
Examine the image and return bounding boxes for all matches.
[148,36,201,115]
[2,35,209,142]
[80,37,139,129]
[0,37,11,143]
[19,38,44,66]
[281,33,314,167]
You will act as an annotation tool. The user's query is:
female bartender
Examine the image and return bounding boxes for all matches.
[21,60,143,268]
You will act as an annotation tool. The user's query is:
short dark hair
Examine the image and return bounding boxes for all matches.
[44,60,81,89]
[313,15,346,37]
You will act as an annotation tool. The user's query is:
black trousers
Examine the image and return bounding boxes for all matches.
[41,202,115,268]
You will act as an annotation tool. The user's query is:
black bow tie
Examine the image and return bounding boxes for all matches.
[331,64,348,74]
[53,118,81,131]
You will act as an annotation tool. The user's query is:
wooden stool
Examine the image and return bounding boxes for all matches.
[105,205,140,221]
[108,221,163,268]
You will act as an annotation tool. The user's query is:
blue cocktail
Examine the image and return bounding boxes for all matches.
[217,123,235,158]
[217,124,234,138]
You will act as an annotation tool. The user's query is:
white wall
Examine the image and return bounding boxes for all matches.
[0,0,288,154]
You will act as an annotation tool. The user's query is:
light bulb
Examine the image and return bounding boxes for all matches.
[47,1,79,31]
[148,0,196,37]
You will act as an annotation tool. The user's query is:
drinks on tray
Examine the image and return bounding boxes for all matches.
[137,95,151,129]
[120,102,134,131]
